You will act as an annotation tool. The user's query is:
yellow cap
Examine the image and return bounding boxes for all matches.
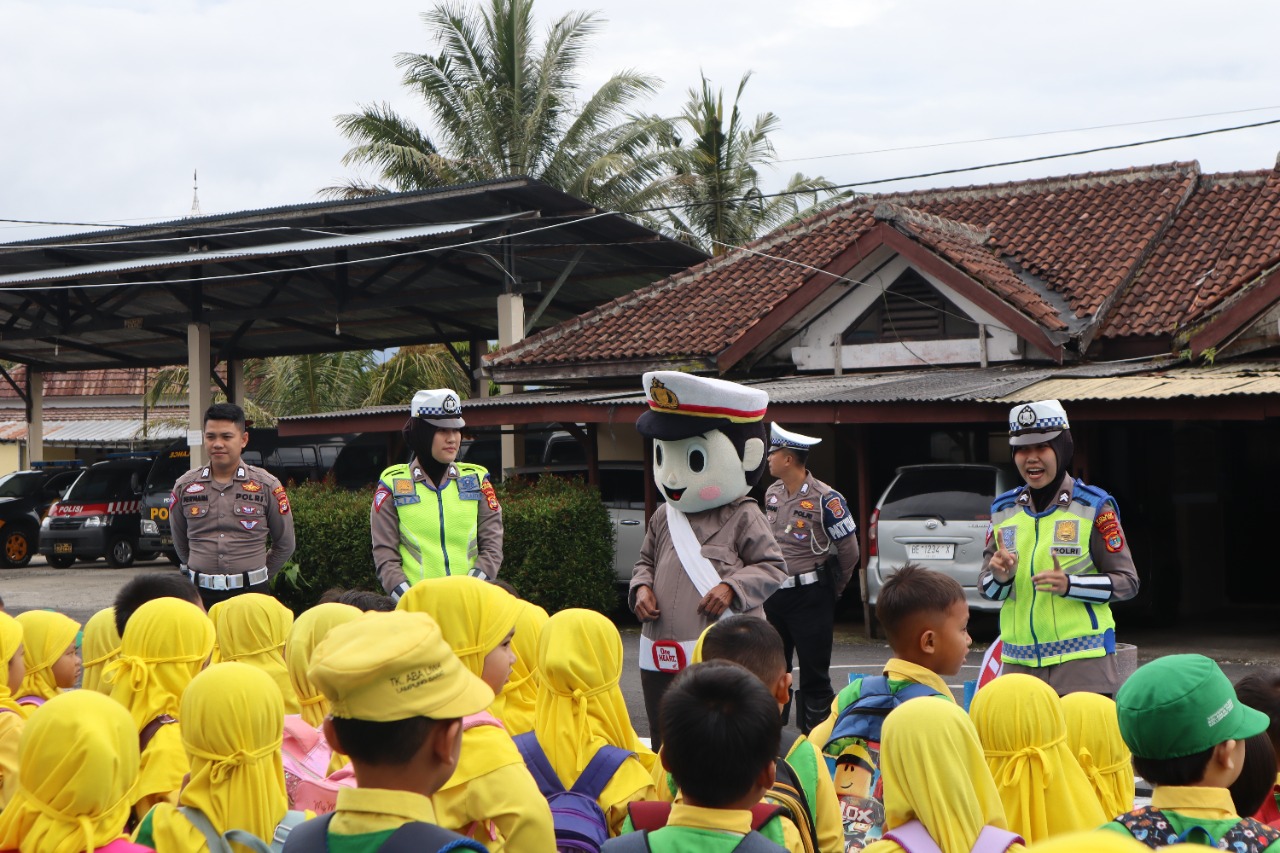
[308,611,493,722]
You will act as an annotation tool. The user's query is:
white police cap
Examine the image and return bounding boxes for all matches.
[411,388,465,429]
[636,371,768,440]
[1008,399,1069,446]
[769,423,821,453]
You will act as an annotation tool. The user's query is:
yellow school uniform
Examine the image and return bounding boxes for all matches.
[1061,692,1134,820]
[81,607,121,695]
[0,614,24,809]
[807,658,954,749]
[13,610,79,714]
[489,600,548,736]
[287,603,362,728]
[210,593,300,714]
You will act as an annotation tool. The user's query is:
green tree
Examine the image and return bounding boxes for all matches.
[329,0,675,215]
[666,73,848,255]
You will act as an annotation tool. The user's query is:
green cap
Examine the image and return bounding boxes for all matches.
[1116,654,1270,760]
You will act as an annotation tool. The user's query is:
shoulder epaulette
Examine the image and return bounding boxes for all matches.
[379,462,411,484]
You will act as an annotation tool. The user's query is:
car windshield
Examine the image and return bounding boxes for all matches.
[0,473,40,499]
[64,467,143,503]
[880,468,995,521]
[145,447,191,495]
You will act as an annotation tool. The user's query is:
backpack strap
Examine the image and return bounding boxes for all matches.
[270,810,310,851]
[883,820,944,853]
[971,826,1024,853]
[513,732,566,797]
[749,804,784,832]
[603,832,652,853]
[731,831,788,853]
[1219,816,1280,852]
[778,726,803,759]
[569,745,634,800]
[626,800,672,833]
[281,813,334,853]
[139,714,178,753]
[378,821,489,852]
[179,807,235,853]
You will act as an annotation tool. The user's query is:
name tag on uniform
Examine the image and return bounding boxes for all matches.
[1051,545,1083,557]
[394,495,421,507]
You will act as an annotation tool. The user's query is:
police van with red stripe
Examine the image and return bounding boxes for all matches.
[39,455,156,568]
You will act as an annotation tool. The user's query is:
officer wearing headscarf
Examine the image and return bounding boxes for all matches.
[370,389,503,600]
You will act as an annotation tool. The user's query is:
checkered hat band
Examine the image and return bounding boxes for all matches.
[771,439,807,449]
[1010,415,1068,432]
[417,406,455,417]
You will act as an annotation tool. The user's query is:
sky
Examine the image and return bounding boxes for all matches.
[3,0,1280,243]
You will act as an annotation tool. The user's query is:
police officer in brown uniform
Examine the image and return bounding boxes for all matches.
[169,403,296,609]
[763,423,860,732]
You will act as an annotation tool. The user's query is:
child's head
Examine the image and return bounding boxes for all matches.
[15,610,80,697]
[0,613,23,696]
[114,572,204,636]
[1228,732,1278,818]
[659,661,780,809]
[309,610,494,794]
[875,564,971,675]
[109,598,214,730]
[287,603,363,727]
[1234,669,1280,756]
[209,592,293,664]
[397,576,520,695]
[81,607,121,694]
[1117,654,1270,791]
[317,587,397,612]
[697,615,791,708]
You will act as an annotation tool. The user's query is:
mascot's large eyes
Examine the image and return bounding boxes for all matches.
[687,445,706,473]
[654,444,664,467]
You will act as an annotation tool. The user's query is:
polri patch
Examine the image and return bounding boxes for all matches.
[1054,520,1078,543]
[480,480,500,512]
[799,500,814,510]
[241,480,262,493]
[825,497,845,519]
[393,478,414,495]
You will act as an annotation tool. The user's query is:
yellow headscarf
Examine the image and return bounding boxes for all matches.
[872,696,1009,853]
[15,610,79,712]
[0,613,25,714]
[209,593,300,714]
[489,600,549,735]
[0,690,138,853]
[1023,830,1154,852]
[533,609,657,786]
[970,675,1108,843]
[287,602,362,728]
[144,663,288,852]
[1061,692,1134,820]
[81,607,121,695]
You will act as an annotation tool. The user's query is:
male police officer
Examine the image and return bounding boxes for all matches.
[763,424,859,732]
[371,389,503,600]
[170,402,296,609]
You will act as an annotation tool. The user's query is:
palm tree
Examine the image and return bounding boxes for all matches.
[666,73,848,255]
[329,0,676,215]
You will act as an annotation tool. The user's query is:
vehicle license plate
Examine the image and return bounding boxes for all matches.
[53,542,72,554]
[161,537,173,546]
[906,543,954,560]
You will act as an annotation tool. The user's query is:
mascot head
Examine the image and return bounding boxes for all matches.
[635,372,769,514]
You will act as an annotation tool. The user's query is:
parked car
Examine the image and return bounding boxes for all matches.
[40,456,156,568]
[0,464,84,567]
[138,440,190,564]
[866,464,1016,612]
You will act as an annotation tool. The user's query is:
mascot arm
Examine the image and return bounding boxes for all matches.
[718,507,787,611]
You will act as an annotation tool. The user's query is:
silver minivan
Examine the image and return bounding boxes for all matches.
[866,464,1017,611]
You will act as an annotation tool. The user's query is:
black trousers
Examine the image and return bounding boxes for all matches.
[639,668,678,752]
[764,581,835,733]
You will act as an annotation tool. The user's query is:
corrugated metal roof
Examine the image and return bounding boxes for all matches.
[0,420,184,444]
[997,362,1280,402]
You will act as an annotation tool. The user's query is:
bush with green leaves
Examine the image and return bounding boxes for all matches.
[272,480,377,613]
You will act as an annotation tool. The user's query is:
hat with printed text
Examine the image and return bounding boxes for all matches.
[1008,399,1070,446]
[411,388,465,429]
[308,610,494,722]
[636,371,769,441]
[1115,653,1270,759]
[769,423,821,454]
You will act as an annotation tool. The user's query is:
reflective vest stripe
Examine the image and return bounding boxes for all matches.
[380,464,483,585]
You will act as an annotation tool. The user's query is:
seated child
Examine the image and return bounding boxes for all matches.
[0,613,23,810]
[13,610,79,714]
[105,598,215,822]
[489,599,549,735]
[1015,831,1152,852]
[1104,653,1280,850]
[522,608,655,836]
[1061,692,1135,820]
[316,587,396,612]
[287,609,495,851]
[970,674,1106,842]
[134,662,290,852]
[113,573,205,636]
[82,607,122,694]
[0,690,153,853]
[1236,670,1280,826]
[861,697,1022,853]
[695,615,844,853]
[287,602,363,729]
[605,661,787,852]
[208,593,299,713]
[1230,734,1279,823]
[397,576,555,851]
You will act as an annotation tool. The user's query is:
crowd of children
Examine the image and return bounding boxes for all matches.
[0,566,1272,853]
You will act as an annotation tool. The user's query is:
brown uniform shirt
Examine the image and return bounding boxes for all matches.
[763,472,860,596]
[169,463,296,579]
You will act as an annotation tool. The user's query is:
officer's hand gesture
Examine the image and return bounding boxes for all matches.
[1031,553,1070,596]
[990,533,1017,583]
[633,585,661,622]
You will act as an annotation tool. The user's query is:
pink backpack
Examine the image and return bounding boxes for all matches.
[281,716,356,813]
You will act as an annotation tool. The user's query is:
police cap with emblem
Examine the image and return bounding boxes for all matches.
[636,371,768,441]
[411,388,465,430]
[1008,399,1070,446]
[769,423,821,454]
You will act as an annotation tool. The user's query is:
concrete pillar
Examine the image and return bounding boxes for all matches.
[27,371,43,466]
[227,359,246,406]
[188,323,212,469]
[496,293,525,474]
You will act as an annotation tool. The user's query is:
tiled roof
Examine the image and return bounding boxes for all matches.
[0,366,165,399]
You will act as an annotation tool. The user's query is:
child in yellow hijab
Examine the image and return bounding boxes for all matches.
[862,697,1021,853]
[969,675,1107,843]
[489,600,549,735]
[105,597,215,822]
[14,610,79,715]
[0,613,24,810]
[526,608,657,836]
[209,593,300,714]
[287,602,362,728]
[0,690,147,853]
[134,663,290,852]
[397,576,555,852]
[82,607,122,694]
[1061,692,1135,820]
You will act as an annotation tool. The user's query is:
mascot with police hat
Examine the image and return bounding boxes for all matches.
[979,399,1139,696]
[630,371,787,747]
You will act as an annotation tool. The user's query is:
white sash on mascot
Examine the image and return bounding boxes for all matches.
[665,506,732,621]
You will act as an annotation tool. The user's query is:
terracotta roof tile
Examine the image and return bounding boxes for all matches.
[0,366,163,398]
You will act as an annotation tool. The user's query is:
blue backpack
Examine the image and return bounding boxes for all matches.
[514,732,633,853]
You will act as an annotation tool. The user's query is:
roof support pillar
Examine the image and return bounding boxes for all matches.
[188,323,212,470]
[227,359,246,407]
[497,292,525,474]
[26,371,43,466]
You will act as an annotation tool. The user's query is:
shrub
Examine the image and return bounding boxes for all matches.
[272,480,377,613]
[496,474,619,614]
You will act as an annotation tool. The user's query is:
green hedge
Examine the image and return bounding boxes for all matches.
[274,475,619,615]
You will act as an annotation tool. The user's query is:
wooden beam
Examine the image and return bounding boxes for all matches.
[1186,266,1280,355]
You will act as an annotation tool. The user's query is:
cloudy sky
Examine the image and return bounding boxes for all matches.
[4,0,1279,242]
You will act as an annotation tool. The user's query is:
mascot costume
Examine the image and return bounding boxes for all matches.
[629,371,787,748]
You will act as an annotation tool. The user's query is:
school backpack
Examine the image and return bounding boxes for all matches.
[607,802,787,853]
[882,820,1022,853]
[1114,806,1280,851]
[281,716,357,813]
[513,732,633,853]
[281,811,487,853]
[180,806,309,853]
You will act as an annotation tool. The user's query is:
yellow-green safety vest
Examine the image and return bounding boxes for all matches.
[379,461,487,584]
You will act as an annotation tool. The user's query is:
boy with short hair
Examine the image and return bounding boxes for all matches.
[113,572,205,636]
[282,610,495,852]
[1103,654,1280,851]
[607,661,786,852]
